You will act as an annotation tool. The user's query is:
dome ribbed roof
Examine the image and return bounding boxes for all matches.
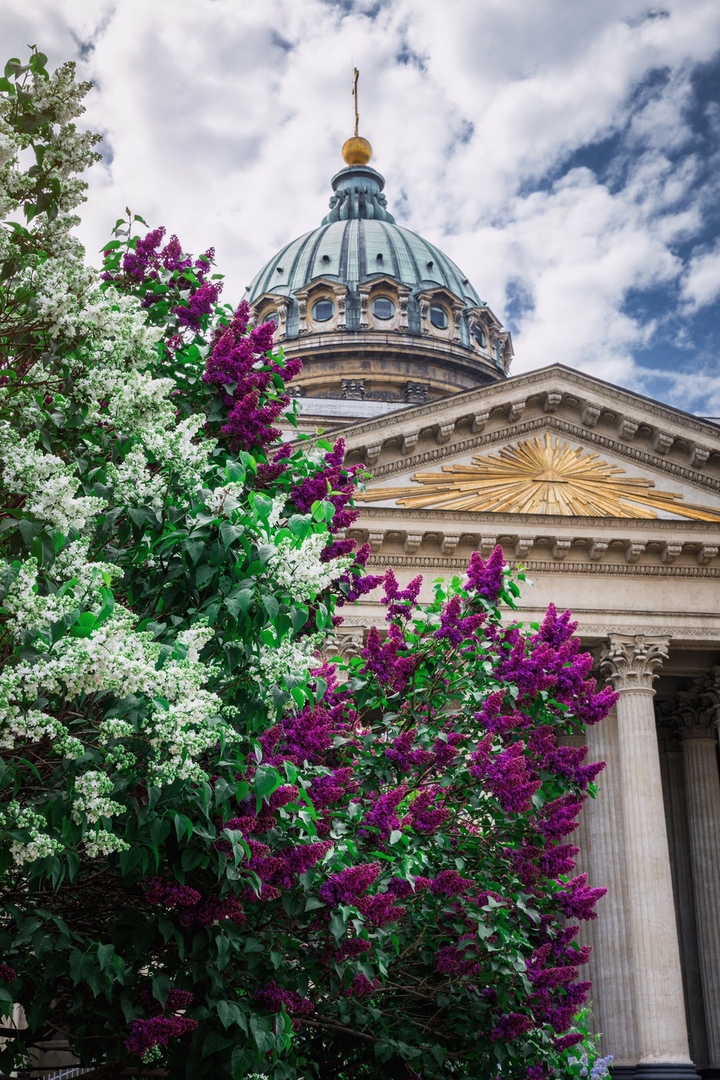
[246,165,483,308]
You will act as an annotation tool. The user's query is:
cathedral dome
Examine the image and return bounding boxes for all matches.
[244,159,512,420]
[247,167,483,310]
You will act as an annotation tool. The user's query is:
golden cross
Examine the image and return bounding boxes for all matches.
[352,67,360,137]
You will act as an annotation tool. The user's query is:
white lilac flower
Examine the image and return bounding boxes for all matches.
[267,532,351,603]
[0,802,63,866]
[72,770,123,824]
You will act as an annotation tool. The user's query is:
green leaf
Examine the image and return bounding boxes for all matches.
[254,765,281,799]
[217,1000,247,1031]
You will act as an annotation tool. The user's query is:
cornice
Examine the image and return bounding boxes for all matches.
[362,415,720,493]
[364,553,720,577]
[339,364,720,446]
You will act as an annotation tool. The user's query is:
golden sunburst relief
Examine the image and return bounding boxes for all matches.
[357,434,720,520]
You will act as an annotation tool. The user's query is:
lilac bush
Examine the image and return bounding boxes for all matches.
[0,51,614,1080]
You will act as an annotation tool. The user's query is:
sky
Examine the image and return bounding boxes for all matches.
[2,0,720,416]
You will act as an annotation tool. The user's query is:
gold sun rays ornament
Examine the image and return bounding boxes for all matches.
[357,434,720,521]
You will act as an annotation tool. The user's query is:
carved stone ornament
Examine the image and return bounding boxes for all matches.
[356,432,720,520]
[599,633,671,692]
[325,629,367,666]
[677,699,717,742]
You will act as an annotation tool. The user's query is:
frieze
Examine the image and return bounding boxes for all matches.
[365,554,720,578]
[577,626,720,640]
[356,503,720,532]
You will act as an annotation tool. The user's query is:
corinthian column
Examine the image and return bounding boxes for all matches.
[582,707,638,1073]
[657,719,709,1070]
[679,695,720,1076]
[600,634,697,1080]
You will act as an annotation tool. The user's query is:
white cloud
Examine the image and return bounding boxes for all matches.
[681,242,720,311]
[0,0,719,410]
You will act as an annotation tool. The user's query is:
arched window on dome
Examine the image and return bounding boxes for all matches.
[260,311,279,330]
[474,324,487,348]
[312,299,335,322]
[429,304,449,330]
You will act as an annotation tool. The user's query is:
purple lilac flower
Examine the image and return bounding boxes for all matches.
[0,964,17,983]
[335,938,372,959]
[361,624,417,693]
[308,768,358,808]
[382,569,422,620]
[472,740,541,813]
[429,869,474,897]
[404,788,449,835]
[203,301,301,452]
[536,603,578,647]
[254,981,314,1015]
[436,941,481,977]
[356,893,405,927]
[464,545,505,602]
[125,1015,198,1057]
[559,874,607,921]
[361,786,407,840]
[432,728,465,767]
[490,1013,533,1041]
[318,863,382,906]
[144,879,202,908]
[343,973,378,997]
[434,595,486,644]
[538,795,585,840]
[385,730,435,772]
[554,1033,585,1052]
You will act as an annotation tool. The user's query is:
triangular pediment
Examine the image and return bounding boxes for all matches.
[339,365,720,524]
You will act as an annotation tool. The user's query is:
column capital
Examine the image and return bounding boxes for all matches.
[599,633,670,692]
[678,697,718,742]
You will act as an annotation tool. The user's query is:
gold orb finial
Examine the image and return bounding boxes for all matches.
[342,67,372,166]
[342,135,373,165]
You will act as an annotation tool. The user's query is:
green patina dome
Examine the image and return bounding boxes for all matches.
[246,164,483,309]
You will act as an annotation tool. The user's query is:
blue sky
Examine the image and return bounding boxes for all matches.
[2,0,720,416]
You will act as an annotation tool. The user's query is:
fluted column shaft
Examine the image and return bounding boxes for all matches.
[580,710,638,1066]
[680,711,720,1069]
[601,635,694,1074]
[661,736,709,1069]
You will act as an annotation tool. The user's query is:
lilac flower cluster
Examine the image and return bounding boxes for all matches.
[361,624,417,693]
[361,786,407,840]
[385,729,434,772]
[291,439,360,532]
[404,787,450,835]
[356,892,406,927]
[107,226,221,333]
[0,963,17,982]
[254,981,314,1016]
[336,543,385,605]
[436,939,482,977]
[125,986,197,1059]
[489,1012,533,1041]
[318,862,381,905]
[434,594,486,644]
[343,973,379,997]
[558,874,607,921]
[144,877,245,927]
[471,738,541,813]
[233,838,333,896]
[381,568,422,620]
[203,301,302,451]
[464,545,506,601]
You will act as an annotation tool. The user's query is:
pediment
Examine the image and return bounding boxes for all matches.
[341,365,720,524]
